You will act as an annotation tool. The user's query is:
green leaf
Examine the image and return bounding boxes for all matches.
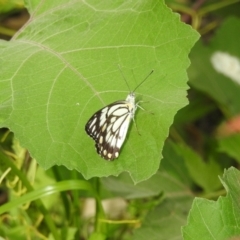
[133,196,194,240]
[0,0,199,183]
[102,171,163,199]
[49,227,78,240]
[88,232,106,240]
[120,140,196,240]
[188,17,240,116]
[101,141,195,239]
[218,134,240,164]
[182,167,240,240]
[102,140,194,199]
[175,143,223,193]
[174,92,216,125]
[0,180,104,216]
[161,140,194,192]
[0,0,24,14]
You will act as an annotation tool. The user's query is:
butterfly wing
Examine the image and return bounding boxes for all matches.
[85,100,132,160]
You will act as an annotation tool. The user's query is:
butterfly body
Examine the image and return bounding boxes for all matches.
[85,69,153,161]
[85,92,137,161]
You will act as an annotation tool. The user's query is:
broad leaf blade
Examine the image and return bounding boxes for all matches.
[182,167,240,240]
[0,0,199,183]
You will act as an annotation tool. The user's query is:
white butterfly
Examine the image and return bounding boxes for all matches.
[85,69,153,161]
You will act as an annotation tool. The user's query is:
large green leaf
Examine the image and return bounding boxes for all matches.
[182,167,240,240]
[0,0,198,183]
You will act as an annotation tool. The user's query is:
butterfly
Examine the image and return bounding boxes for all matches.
[85,69,154,161]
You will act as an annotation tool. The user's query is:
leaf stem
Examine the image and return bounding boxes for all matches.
[52,166,71,219]
[199,0,240,16]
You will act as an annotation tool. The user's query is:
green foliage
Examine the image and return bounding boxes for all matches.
[183,168,240,240]
[133,196,194,240]
[0,0,24,14]
[1,0,240,239]
[189,17,240,116]
[175,143,222,193]
[218,134,240,163]
[0,0,197,183]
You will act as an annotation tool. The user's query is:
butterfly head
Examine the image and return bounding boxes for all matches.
[126,92,136,105]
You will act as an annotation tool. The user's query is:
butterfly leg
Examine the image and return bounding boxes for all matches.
[132,116,141,136]
[136,101,154,115]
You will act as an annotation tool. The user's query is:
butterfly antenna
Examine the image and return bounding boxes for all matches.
[132,69,154,93]
[118,64,131,92]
